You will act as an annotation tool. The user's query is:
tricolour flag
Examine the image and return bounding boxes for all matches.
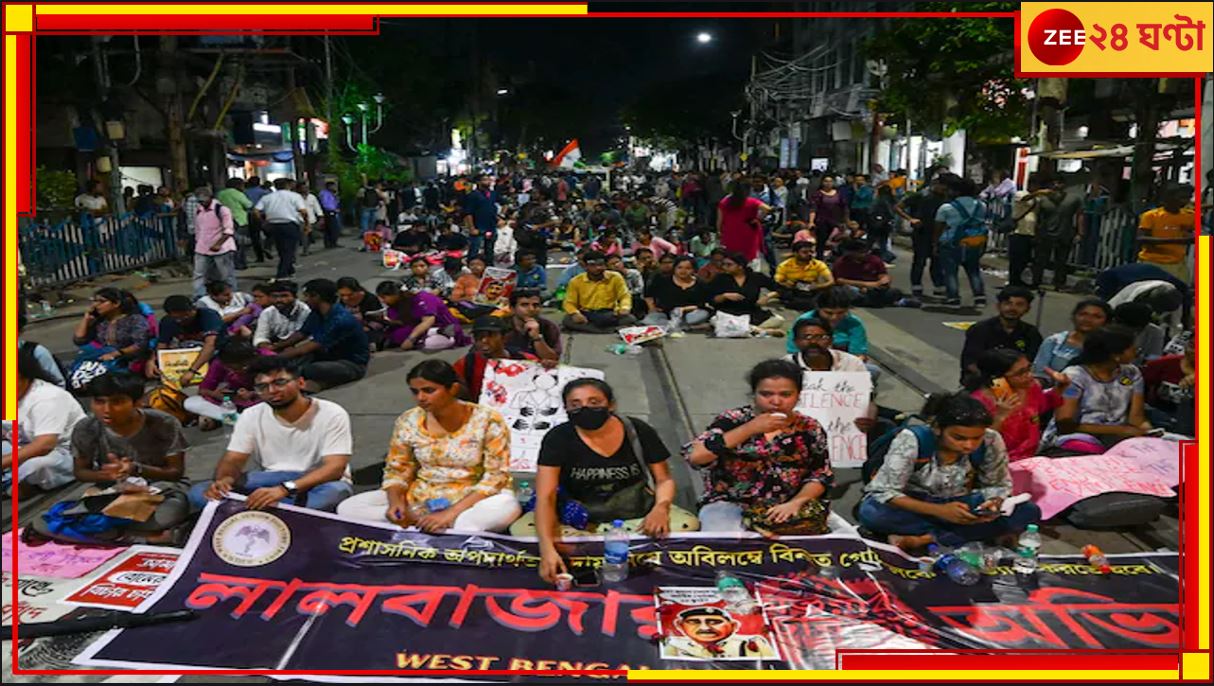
[552,139,581,169]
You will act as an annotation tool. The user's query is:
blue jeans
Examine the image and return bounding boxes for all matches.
[188,470,353,513]
[359,207,379,235]
[468,233,484,261]
[939,242,986,304]
[857,492,1041,548]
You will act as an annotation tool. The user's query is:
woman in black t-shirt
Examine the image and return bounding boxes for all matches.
[706,251,785,329]
[642,256,712,329]
[510,378,701,583]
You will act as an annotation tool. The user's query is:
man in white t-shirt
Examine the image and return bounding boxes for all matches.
[785,317,878,435]
[7,348,86,493]
[74,180,109,215]
[189,356,353,512]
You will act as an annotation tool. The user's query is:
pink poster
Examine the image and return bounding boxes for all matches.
[1010,437,1181,520]
[2,530,124,579]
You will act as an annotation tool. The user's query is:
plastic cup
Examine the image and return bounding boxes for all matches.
[555,573,574,591]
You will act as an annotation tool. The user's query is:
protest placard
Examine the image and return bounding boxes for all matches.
[63,546,180,611]
[156,349,208,390]
[473,267,516,308]
[795,371,873,468]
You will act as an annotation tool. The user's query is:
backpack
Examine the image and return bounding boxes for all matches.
[362,187,381,208]
[861,421,987,486]
[22,340,71,388]
[948,199,989,247]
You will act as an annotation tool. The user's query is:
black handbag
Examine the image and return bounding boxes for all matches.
[579,416,657,523]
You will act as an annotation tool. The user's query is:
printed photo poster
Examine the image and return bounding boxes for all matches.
[381,248,406,270]
[655,587,780,662]
[795,371,873,468]
[478,359,605,472]
[156,349,208,390]
[63,546,180,611]
[473,267,517,308]
[619,325,666,346]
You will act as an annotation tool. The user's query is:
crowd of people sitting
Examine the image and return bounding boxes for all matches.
[8,165,1193,577]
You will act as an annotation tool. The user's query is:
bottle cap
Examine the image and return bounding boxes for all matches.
[612,519,624,528]
[1026,524,1039,533]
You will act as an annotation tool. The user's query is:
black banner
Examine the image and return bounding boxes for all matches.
[77,499,1180,675]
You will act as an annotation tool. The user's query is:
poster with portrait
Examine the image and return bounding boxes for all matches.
[795,371,873,468]
[478,359,605,472]
[618,325,666,346]
[381,248,406,270]
[155,349,208,390]
[473,268,517,308]
[655,587,780,662]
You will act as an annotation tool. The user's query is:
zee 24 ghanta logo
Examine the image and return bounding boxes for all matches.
[1028,8,1205,66]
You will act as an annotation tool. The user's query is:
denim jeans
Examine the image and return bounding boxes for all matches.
[188,470,353,513]
[269,222,301,278]
[192,252,238,299]
[910,229,944,293]
[857,492,1041,548]
[359,207,378,235]
[939,241,986,304]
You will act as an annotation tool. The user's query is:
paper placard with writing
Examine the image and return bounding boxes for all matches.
[157,348,209,390]
[795,371,873,468]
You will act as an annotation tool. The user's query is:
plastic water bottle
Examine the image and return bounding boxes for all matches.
[668,311,683,334]
[602,520,630,583]
[933,551,981,585]
[220,396,239,437]
[515,480,534,507]
[715,571,749,604]
[919,543,942,573]
[1013,524,1041,575]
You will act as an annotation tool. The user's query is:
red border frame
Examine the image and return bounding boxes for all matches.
[4,1,1208,679]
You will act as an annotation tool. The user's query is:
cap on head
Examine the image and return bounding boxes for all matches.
[472,315,510,334]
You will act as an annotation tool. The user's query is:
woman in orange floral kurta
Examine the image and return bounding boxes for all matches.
[335,360,521,533]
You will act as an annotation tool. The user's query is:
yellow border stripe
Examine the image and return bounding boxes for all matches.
[629,669,1179,681]
[1198,232,1211,651]
[4,4,34,32]
[4,34,17,420]
[35,4,588,16]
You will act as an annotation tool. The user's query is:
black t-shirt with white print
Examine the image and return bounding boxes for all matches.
[537,416,669,506]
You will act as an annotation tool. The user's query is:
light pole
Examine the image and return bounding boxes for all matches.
[341,94,386,151]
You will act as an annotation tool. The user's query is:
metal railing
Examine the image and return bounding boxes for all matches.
[19,211,181,288]
[984,196,1140,274]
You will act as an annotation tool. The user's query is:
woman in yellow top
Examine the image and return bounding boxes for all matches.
[336,359,521,533]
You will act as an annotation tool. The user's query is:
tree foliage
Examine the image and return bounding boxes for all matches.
[865,2,1028,142]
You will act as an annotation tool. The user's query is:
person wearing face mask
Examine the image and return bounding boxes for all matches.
[526,379,700,583]
[336,360,520,533]
[684,359,833,536]
[859,392,1039,553]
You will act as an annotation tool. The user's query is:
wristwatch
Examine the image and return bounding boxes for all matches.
[281,481,298,497]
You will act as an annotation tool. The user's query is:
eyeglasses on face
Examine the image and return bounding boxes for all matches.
[253,377,295,393]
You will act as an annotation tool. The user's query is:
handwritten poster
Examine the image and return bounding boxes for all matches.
[63,546,180,611]
[473,267,517,308]
[1010,437,1180,520]
[477,360,605,472]
[795,371,873,468]
[655,587,780,662]
[156,348,208,390]
[2,530,124,579]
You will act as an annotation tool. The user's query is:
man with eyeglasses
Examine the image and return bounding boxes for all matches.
[784,317,877,435]
[189,356,353,513]
[960,286,1043,383]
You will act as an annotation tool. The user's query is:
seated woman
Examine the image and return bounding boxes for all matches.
[70,287,154,384]
[401,256,454,297]
[336,277,386,349]
[515,379,700,581]
[374,281,470,351]
[183,339,264,431]
[1040,326,1152,454]
[337,360,521,533]
[30,371,190,545]
[859,392,1040,552]
[197,280,261,340]
[966,348,1069,462]
[1033,298,1112,376]
[643,256,712,329]
[683,359,833,536]
[705,251,785,332]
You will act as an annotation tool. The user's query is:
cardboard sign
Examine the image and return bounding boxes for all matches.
[473,268,517,308]
[156,348,208,390]
[3,530,124,579]
[795,371,874,468]
[477,360,605,472]
[63,547,180,611]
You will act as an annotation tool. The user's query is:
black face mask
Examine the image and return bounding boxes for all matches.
[569,406,611,430]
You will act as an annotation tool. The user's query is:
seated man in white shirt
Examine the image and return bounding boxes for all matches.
[7,348,86,495]
[189,356,353,512]
[253,280,312,352]
[784,317,879,436]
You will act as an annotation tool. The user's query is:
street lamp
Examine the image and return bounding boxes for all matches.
[496,88,509,96]
[696,32,713,44]
[342,95,387,150]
